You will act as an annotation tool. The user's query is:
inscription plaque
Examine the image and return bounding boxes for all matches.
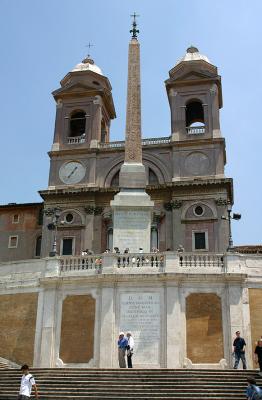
[119,292,160,365]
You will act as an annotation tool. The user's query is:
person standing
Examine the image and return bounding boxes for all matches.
[233,330,247,369]
[118,332,128,368]
[246,377,262,399]
[126,332,134,368]
[18,364,38,399]
[254,338,262,376]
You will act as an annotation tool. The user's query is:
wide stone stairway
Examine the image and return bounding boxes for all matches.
[0,368,261,399]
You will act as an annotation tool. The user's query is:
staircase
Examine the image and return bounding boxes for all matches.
[0,368,261,399]
[0,361,10,370]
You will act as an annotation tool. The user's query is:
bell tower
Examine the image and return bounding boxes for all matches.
[165,46,232,252]
[52,56,115,152]
[48,56,116,188]
[165,46,225,181]
[166,46,222,142]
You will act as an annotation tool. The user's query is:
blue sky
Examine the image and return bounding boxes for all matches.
[0,0,261,245]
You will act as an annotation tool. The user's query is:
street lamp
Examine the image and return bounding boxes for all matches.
[221,204,241,251]
[44,207,62,257]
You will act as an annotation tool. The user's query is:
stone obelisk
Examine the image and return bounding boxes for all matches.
[110,14,154,253]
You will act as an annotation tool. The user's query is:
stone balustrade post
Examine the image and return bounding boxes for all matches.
[102,254,116,273]
[165,252,180,273]
[44,257,60,278]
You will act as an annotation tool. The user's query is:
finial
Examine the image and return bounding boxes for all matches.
[85,42,94,58]
[187,45,199,54]
[130,12,140,39]
[82,42,94,64]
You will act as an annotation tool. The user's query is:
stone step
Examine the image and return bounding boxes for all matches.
[0,395,245,400]
[0,368,260,400]
[0,374,262,384]
[0,393,246,398]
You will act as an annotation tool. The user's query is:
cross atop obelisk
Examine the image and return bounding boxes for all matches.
[119,13,146,187]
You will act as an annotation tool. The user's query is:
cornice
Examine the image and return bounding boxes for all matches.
[39,178,233,201]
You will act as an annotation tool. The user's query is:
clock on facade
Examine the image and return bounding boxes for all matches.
[59,161,86,184]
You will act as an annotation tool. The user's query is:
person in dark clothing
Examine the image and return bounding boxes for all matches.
[233,330,247,369]
[254,339,262,376]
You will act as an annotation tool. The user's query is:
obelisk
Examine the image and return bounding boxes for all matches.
[110,14,154,253]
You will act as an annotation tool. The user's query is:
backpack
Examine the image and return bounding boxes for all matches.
[251,385,262,400]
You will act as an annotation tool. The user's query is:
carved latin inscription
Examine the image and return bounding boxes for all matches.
[119,293,160,365]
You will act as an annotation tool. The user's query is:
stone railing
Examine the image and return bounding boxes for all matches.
[67,136,85,144]
[115,253,165,269]
[186,126,205,135]
[142,137,171,145]
[58,252,238,276]
[99,136,171,149]
[60,256,102,273]
[178,253,224,269]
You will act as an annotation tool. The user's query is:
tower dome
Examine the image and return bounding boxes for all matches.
[71,56,103,75]
[176,46,211,65]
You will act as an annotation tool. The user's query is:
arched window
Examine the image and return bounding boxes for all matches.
[35,236,42,257]
[186,100,205,134]
[148,169,159,185]
[111,171,120,187]
[70,111,86,137]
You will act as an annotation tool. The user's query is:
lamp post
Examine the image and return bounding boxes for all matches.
[44,207,62,257]
[221,204,241,251]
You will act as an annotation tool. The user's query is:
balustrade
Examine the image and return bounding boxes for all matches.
[179,253,224,269]
[115,253,165,269]
[60,256,102,272]
[99,136,171,149]
[59,252,226,275]
[186,126,205,135]
[67,136,85,144]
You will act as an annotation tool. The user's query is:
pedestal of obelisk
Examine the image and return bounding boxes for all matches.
[110,25,154,253]
[111,187,154,253]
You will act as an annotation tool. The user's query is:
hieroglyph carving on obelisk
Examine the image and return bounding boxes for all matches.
[125,38,142,164]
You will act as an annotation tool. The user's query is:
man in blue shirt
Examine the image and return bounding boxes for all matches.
[246,377,262,399]
[118,332,128,368]
[233,330,247,369]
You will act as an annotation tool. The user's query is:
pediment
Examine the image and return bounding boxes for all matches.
[168,62,217,82]
[53,82,102,97]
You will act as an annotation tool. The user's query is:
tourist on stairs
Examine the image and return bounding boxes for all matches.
[118,332,128,368]
[233,330,247,369]
[18,364,38,400]
[254,338,262,376]
[246,377,262,399]
[126,331,134,368]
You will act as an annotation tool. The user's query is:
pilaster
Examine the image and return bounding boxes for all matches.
[166,284,182,367]
[99,286,115,367]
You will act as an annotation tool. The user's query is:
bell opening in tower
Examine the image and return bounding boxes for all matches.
[69,111,86,138]
[186,100,205,135]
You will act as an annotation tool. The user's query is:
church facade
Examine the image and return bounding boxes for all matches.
[0,28,262,370]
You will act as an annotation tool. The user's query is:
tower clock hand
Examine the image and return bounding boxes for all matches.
[67,166,78,179]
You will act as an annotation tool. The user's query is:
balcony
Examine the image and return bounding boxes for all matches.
[186,126,205,135]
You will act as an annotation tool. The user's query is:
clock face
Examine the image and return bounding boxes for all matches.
[59,161,86,184]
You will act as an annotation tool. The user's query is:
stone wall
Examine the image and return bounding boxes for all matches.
[0,292,38,365]
[59,294,95,364]
[186,293,224,363]
[249,288,262,367]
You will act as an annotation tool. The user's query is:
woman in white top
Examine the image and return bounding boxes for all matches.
[126,332,134,368]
